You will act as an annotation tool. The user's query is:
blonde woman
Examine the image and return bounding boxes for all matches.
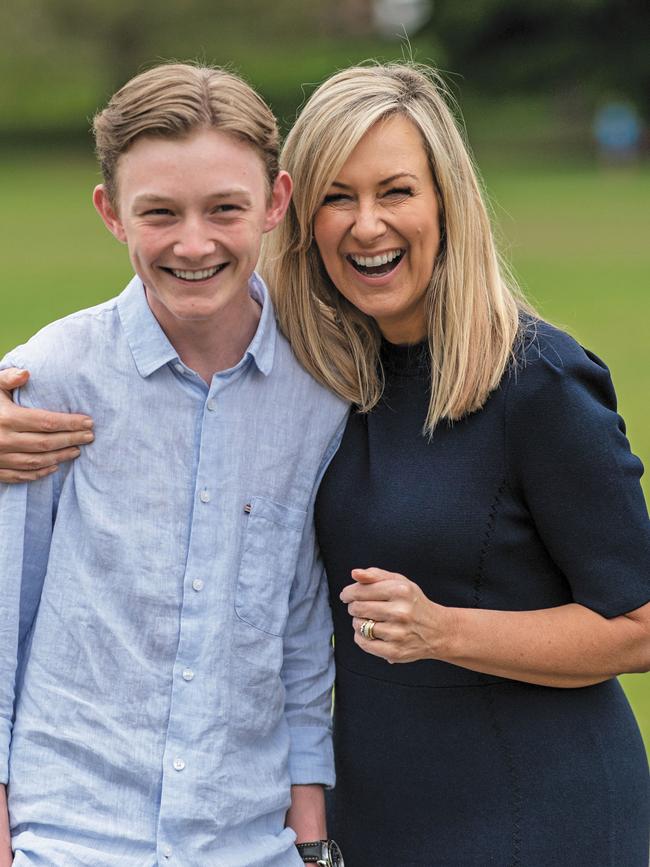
[264,64,650,865]
[0,63,649,865]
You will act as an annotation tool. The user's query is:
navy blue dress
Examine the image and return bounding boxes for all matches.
[315,321,650,866]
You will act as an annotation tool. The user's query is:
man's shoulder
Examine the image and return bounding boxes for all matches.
[273,328,349,416]
[251,272,349,420]
[2,296,122,408]
[5,296,120,368]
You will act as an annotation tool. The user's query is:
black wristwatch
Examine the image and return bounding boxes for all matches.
[296,839,344,865]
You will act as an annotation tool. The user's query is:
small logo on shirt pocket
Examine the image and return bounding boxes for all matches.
[236,496,307,636]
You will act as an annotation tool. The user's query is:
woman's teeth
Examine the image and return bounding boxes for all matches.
[350,249,402,268]
[348,249,404,274]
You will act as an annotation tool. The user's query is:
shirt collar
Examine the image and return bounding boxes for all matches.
[244,272,276,377]
[117,273,277,379]
[117,276,179,378]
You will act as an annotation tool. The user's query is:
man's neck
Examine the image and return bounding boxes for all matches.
[146,289,263,385]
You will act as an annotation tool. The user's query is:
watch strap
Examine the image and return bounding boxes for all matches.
[296,840,327,862]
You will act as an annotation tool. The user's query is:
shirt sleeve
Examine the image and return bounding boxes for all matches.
[505,325,650,618]
[280,420,347,789]
[0,366,55,784]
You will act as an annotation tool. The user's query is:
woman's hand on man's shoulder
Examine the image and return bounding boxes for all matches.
[0,368,93,483]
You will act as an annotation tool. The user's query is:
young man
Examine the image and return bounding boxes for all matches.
[0,64,347,866]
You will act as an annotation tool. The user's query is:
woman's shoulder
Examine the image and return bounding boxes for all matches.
[515,316,605,373]
[508,316,616,412]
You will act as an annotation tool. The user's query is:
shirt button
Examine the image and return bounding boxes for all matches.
[192,578,204,592]
[182,668,194,681]
[163,845,172,859]
[199,489,210,503]
[206,398,217,412]
[174,362,184,374]
[173,757,186,771]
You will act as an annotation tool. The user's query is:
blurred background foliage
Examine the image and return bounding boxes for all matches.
[1,0,649,746]
[1,0,649,156]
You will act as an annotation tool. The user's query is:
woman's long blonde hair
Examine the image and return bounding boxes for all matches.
[262,63,533,434]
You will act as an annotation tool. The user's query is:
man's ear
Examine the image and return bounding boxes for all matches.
[93,185,127,243]
[263,170,293,233]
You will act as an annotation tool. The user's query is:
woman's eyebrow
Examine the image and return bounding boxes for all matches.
[330,172,418,190]
[378,172,418,185]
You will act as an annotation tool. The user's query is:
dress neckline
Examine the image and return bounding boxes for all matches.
[380,338,430,378]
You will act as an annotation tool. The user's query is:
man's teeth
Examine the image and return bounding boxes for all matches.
[349,250,402,268]
[171,267,220,281]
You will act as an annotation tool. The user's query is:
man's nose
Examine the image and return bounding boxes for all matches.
[173,219,217,260]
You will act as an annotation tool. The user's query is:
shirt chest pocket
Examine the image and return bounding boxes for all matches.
[236,496,308,636]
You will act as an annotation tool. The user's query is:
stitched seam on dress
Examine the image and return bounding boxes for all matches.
[482,685,523,867]
[590,704,617,865]
[334,660,506,689]
[472,478,507,608]
[503,355,517,494]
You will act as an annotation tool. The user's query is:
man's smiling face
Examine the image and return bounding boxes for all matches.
[93,127,288,331]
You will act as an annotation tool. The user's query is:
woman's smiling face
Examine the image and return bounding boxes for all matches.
[313,114,441,344]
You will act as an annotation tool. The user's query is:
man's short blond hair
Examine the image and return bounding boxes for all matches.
[93,63,280,204]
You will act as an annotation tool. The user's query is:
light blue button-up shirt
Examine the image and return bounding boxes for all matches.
[0,275,349,866]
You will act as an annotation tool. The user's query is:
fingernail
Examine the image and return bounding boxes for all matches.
[82,432,94,442]
[82,419,94,429]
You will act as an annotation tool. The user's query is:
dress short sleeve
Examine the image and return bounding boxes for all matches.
[505,321,650,618]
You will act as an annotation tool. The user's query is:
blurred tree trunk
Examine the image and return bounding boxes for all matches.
[318,0,374,36]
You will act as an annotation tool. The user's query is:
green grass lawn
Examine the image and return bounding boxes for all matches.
[1,152,649,749]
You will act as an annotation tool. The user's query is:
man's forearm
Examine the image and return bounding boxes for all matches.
[285,784,327,843]
[0,785,12,866]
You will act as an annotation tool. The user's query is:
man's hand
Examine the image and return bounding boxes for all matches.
[0,785,12,865]
[0,368,94,483]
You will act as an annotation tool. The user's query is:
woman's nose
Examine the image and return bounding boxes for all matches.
[350,202,386,245]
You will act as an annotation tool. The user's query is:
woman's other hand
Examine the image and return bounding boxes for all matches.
[341,567,650,685]
[0,368,94,483]
[340,567,455,663]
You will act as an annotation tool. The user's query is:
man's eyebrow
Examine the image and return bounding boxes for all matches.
[132,194,173,205]
[208,189,253,203]
[133,190,253,205]
[330,172,419,189]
